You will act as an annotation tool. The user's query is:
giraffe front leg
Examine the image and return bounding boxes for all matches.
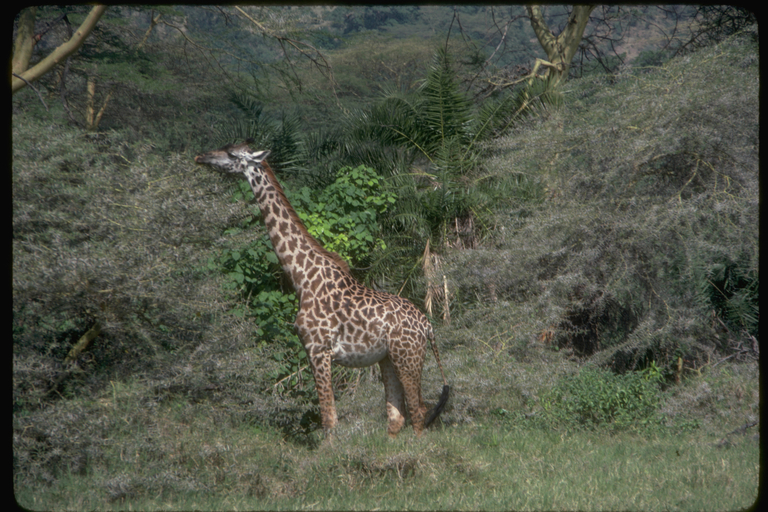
[307,345,337,434]
[379,356,406,438]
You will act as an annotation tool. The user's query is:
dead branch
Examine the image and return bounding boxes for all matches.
[64,322,102,365]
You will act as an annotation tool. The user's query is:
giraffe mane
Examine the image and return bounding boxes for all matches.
[259,159,353,276]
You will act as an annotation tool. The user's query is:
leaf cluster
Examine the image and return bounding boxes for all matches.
[291,165,396,267]
[538,366,668,433]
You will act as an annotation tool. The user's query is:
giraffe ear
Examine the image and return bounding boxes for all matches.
[248,150,271,163]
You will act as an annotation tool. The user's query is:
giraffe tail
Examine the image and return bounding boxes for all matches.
[425,326,450,428]
[425,384,450,428]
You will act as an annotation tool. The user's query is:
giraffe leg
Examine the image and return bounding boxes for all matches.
[378,356,406,438]
[390,349,427,437]
[307,346,337,433]
[400,368,427,437]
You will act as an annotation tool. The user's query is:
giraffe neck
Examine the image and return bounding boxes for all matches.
[242,161,350,296]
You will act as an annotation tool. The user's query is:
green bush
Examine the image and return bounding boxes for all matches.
[338,46,559,292]
[539,366,665,432]
[290,164,396,267]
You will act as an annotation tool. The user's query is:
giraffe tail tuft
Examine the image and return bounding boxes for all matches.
[425,385,450,428]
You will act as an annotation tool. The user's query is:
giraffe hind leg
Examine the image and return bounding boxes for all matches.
[378,356,406,438]
[400,370,427,437]
[387,357,426,437]
[388,341,428,436]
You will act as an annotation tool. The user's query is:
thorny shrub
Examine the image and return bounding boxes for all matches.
[445,34,758,376]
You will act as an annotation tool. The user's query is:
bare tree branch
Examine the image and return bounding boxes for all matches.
[234,6,339,101]
[11,73,48,110]
[12,5,107,94]
[157,18,235,82]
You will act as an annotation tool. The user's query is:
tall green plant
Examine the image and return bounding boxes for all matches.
[339,47,558,291]
[214,91,303,174]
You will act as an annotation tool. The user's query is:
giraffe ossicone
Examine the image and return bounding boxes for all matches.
[195,141,449,437]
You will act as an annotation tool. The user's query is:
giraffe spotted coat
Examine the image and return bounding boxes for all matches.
[195,141,449,437]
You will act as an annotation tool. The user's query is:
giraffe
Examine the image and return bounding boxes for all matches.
[195,141,450,437]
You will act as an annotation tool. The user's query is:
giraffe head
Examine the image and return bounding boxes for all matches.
[194,140,270,175]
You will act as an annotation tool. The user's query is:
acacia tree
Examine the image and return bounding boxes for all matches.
[11,5,107,94]
[526,5,596,85]
[458,5,599,96]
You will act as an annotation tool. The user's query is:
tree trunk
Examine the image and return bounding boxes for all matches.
[12,7,38,76]
[134,11,162,54]
[83,64,116,131]
[527,5,596,85]
[85,72,96,129]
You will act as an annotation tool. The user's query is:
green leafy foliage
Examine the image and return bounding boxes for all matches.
[290,165,396,267]
[693,258,758,337]
[210,227,294,338]
[339,46,559,291]
[539,366,666,432]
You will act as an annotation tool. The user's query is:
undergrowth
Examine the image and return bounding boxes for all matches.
[536,365,674,433]
[445,33,759,377]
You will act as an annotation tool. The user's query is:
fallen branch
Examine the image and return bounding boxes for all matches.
[44,322,102,398]
[712,347,753,368]
[64,321,102,365]
[715,420,759,448]
[727,421,757,436]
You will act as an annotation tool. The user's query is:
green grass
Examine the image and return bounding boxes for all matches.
[15,419,759,511]
[14,360,759,511]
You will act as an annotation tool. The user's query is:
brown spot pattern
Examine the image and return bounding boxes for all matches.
[195,142,449,437]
